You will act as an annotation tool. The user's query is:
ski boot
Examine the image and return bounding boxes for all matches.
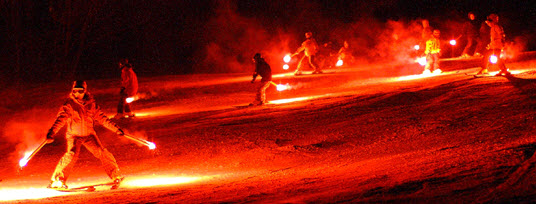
[47,180,68,190]
[111,177,124,190]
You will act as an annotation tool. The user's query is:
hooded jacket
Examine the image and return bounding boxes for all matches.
[48,92,119,137]
[253,58,272,82]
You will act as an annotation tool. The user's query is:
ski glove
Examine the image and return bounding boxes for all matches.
[46,131,54,144]
[116,129,125,136]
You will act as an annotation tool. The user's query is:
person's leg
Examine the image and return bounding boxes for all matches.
[424,54,432,73]
[295,55,306,75]
[83,135,122,180]
[259,81,270,103]
[477,50,492,74]
[433,53,440,72]
[309,55,321,73]
[117,90,127,116]
[50,135,83,187]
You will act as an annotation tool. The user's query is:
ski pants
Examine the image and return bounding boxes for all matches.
[296,54,320,72]
[51,134,121,183]
[462,36,477,56]
[117,88,132,114]
[425,53,440,72]
[255,81,271,103]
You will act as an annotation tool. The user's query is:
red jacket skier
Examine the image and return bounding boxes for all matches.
[46,80,125,189]
[116,59,138,118]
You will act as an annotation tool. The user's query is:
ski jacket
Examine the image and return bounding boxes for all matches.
[253,58,272,82]
[296,38,319,57]
[121,66,138,97]
[489,22,505,50]
[48,92,119,137]
[425,37,441,54]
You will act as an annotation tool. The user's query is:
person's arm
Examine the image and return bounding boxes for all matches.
[46,103,72,142]
[92,104,121,134]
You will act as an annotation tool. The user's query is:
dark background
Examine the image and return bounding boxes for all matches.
[1,0,535,84]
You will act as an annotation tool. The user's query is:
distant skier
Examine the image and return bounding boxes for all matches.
[250,53,272,106]
[115,58,138,118]
[423,29,442,74]
[46,80,125,190]
[477,14,510,76]
[292,32,321,75]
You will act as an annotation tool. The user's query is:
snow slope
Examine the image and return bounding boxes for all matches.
[1,57,536,203]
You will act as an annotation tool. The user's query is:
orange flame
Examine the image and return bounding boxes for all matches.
[283,54,291,63]
[18,152,31,167]
[489,55,498,64]
[416,57,427,66]
[336,59,343,67]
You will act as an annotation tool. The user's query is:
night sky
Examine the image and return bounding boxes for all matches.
[1,0,535,83]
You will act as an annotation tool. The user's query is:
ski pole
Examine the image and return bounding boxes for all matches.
[124,134,156,150]
[19,140,47,168]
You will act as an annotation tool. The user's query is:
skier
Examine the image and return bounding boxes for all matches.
[476,14,510,76]
[115,58,138,118]
[460,12,479,58]
[46,80,125,190]
[474,16,492,57]
[337,40,354,67]
[423,29,442,74]
[250,53,272,106]
[291,32,321,75]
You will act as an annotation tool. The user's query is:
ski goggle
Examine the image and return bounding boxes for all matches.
[72,89,85,94]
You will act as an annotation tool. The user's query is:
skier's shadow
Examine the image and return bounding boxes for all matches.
[504,74,536,100]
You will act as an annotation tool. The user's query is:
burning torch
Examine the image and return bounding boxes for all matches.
[270,82,290,91]
[19,140,48,169]
[283,54,292,70]
[124,134,156,150]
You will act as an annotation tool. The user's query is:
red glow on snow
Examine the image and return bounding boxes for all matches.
[0,188,78,201]
[336,59,343,67]
[283,54,291,63]
[122,175,212,187]
[450,40,456,46]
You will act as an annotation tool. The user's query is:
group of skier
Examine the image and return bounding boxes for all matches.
[420,12,510,76]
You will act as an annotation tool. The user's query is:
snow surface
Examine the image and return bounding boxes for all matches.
[1,57,536,203]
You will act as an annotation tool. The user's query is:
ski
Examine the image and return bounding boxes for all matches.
[52,181,118,192]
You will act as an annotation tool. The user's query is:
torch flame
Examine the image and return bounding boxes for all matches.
[489,55,498,64]
[148,142,156,150]
[336,59,343,67]
[416,57,427,66]
[283,54,291,63]
[283,64,289,70]
[276,84,289,91]
[19,152,31,167]
[450,40,456,46]
[126,97,135,103]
